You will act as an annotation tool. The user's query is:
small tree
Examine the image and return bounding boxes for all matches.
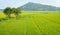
[3,7,12,18]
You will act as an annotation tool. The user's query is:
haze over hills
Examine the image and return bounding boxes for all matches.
[0,8,5,10]
[18,2,60,11]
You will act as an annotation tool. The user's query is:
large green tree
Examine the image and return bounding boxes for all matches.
[3,7,21,19]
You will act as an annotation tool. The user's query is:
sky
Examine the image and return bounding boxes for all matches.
[0,0,60,9]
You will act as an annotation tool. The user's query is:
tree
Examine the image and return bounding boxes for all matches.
[12,8,21,19]
[3,7,21,19]
[3,7,12,18]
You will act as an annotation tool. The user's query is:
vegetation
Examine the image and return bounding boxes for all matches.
[0,11,60,35]
[3,7,21,18]
[3,7,11,18]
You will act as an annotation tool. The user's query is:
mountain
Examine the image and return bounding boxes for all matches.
[0,9,3,11]
[18,2,60,11]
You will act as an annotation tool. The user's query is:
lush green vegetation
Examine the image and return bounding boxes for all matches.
[3,7,21,18]
[0,11,60,35]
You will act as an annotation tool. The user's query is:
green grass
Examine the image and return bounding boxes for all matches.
[0,11,60,35]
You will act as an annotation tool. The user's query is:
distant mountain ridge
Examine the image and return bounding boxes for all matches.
[0,9,3,11]
[18,2,60,11]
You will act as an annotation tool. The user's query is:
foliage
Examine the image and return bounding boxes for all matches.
[3,7,21,18]
[3,7,11,18]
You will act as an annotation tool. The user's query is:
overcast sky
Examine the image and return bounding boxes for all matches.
[0,0,60,9]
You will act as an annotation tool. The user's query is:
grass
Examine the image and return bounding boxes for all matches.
[0,11,60,35]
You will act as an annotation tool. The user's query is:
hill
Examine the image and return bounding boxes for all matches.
[18,2,60,11]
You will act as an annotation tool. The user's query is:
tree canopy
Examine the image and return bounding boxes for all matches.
[3,7,21,18]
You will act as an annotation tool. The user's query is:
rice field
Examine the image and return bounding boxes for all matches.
[0,11,60,35]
